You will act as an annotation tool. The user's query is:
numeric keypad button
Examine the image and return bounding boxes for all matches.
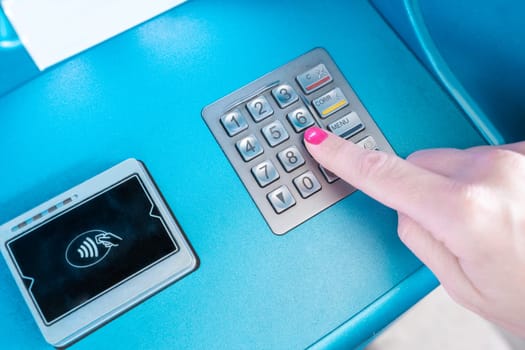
[356,136,378,150]
[236,134,264,162]
[261,120,289,147]
[293,171,321,198]
[277,146,305,172]
[221,109,248,136]
[252,160,279,187]
[320,166,339,183]
[267,185,296,214]
[287,107,315,132]
[272,83,299,108]
[247,95,274,122]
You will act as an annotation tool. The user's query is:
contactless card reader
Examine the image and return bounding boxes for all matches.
[0,159,198,347]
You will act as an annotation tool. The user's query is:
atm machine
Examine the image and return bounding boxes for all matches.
[0,1,490,348]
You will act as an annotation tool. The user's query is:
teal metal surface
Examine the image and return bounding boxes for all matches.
[371,0,525,143]
[0,1,485,348]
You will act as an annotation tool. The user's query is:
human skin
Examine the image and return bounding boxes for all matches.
[304,126,525,337]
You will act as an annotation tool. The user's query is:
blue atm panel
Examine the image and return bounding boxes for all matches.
[0,1,486,348]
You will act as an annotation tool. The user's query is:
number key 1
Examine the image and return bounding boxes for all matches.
[221,109,248,136]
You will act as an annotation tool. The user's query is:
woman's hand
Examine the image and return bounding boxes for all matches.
[304,127,525,337]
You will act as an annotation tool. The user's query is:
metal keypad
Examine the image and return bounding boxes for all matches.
[202,48,394,234]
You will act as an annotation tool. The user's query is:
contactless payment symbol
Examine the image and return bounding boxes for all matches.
[65,230,122,268]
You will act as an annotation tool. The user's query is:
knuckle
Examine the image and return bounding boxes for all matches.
[397,214,413,244]
[455,183,485,219]
[482,148,521,167]
[356,150,392,180]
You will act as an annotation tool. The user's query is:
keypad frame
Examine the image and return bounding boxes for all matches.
[202,48,394,235]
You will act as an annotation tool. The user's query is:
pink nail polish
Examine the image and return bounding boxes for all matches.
[304,127,328,145]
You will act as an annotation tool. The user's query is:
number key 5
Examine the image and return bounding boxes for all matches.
[261,120,289,147]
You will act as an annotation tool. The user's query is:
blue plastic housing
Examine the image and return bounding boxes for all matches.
[0,1,486,348]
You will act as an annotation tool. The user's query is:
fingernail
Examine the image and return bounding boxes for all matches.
[304,127,328,145]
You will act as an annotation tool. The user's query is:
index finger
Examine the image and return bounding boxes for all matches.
[304,127,461,237]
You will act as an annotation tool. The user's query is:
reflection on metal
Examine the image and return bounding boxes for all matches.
[404,0,504,146]
[0,6,20,48]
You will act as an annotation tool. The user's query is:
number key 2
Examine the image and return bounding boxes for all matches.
[247,96,274,122]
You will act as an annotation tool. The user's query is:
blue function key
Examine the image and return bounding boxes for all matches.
[221,109,249,136]
[236,134,264,161]
[287,107,315,132]
[312,87,348,118]
[272,83,299,108]
[327,111,364,139]
[296,63,333,94]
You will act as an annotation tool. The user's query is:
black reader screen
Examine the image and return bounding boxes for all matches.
[7,175,178,324]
